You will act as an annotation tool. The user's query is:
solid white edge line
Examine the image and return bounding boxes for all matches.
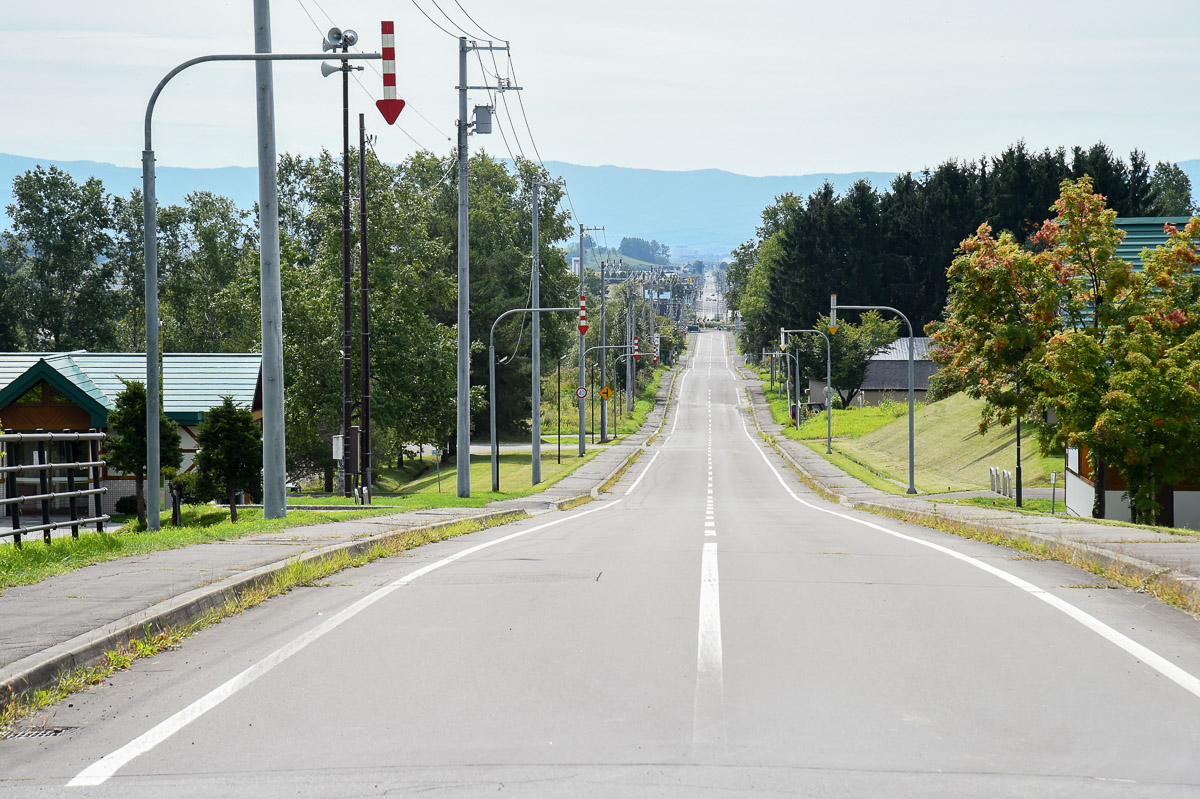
[67,499,624,787]
[737,413,1200,703]
[624,449,661,496]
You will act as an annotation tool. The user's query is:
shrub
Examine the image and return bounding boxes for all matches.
[114,494,138,515]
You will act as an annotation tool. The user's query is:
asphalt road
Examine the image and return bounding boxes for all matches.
[6,332,1200,797]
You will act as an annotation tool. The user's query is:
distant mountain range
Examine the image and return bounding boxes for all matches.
[2,152,1197,260]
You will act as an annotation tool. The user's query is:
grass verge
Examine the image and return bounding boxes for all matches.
[864,504,1200,617]
[746,386,1200,618]
[0,505,398,591]
[0,511,523,731]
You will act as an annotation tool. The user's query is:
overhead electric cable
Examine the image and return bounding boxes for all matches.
[453,0,502,40]
[409,0,459,38]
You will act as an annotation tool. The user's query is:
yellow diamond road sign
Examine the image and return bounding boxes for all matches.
[599,385,613,401]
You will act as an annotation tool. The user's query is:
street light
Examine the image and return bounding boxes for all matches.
[140,45,380,530]
[781,327,833,454]
[489,306,574,492]
[455,36,512,498]
[831,294,918,494]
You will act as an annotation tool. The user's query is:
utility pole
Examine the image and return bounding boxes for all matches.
[531,178,542,483]
[577,225,603,456]
[455,37,512,497]
[626,281,635,413]
[339,34,352,497]
[599,258,608,442]
[358,113,371,503]
[530,177,562,484]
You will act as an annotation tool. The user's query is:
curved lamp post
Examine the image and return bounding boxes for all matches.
[489,306,574,492]
[781,327,833,454]
[830,295,917,494]
[141,48,380,530]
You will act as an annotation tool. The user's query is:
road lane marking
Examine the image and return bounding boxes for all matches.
[737,414,1200,704]
[693,541,724,742]
[624,449,661,496]
[67,500,624,788]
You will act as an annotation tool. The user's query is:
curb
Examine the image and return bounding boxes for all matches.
[740,378,1200,613]
[1,508,524,706]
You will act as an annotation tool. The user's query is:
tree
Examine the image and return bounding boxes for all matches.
[792,311,899,407]
[5,166,118,350]
[103,379,182,529]
[1092,219,1200,524]
[1150,162,1196,216]
[194,396,263,522]
[159,191,259,353]
[926,223,1062,431]
[1031,177,1132,518]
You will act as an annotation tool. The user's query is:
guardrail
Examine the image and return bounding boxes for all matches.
[2,430,109,547]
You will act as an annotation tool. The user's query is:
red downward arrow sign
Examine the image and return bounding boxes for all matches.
[376,99,406,125]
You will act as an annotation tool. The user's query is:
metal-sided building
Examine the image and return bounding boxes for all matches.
[0,352,262,514]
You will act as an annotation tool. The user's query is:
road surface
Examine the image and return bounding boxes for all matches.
[5,331,1200,797]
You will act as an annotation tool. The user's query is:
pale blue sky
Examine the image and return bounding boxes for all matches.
[5,0,1198,176]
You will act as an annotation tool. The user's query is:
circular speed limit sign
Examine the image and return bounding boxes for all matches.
[575,387,588,399]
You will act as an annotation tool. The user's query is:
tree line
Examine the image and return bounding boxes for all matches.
[727,140,1195,359]
[0,151,577,488]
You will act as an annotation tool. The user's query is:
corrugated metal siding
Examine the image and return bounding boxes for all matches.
[873,337,932,361]
[1114,217,1194,271]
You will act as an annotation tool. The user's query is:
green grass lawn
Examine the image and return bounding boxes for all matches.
[0,504,399,590]
[835,393,1062,493]
[757,377,1063,494]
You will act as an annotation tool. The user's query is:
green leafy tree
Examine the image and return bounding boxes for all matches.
[792,311,899,407]
[5,166,118,350]
[160,191,258,352]
[1150,162,1196,216]
[926,223,1062,430]
[1092,219,1200,523]
[103,379,183,529]
[195,396,263,522]
[1032,177,1133,518]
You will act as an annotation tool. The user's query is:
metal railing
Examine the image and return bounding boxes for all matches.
[2,430,109,547]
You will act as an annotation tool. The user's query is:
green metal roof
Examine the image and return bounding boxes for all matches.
[1114,217,1195,271]
[0,352,262,426]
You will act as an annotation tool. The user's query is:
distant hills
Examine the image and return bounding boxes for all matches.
[2,152,1197,260]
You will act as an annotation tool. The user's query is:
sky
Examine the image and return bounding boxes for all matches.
[5,0,1199,177]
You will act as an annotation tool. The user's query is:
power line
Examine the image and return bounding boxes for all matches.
[453,0,502,40]
[409,0,458,38]
[293,0,451,153]
[490,49,525,160]
[429,0,477,39]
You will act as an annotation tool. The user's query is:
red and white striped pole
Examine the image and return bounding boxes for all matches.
[578,296,589,336]
[376,21,406,125]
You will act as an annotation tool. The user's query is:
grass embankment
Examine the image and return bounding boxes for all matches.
[0,504,396,590]
[759,376,1061,494]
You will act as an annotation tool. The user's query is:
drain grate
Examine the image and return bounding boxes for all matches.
[1,727,69,739]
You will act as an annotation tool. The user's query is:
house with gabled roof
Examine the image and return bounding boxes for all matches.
[806,336,939,408]
[0,352,262,514]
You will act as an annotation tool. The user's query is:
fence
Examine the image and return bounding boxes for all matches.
[1,429,109,548]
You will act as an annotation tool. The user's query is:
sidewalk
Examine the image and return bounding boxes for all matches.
[1,366,682,706]
[731,359,1200,610]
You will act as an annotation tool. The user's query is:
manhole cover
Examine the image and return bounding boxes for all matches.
[1,727,70,739]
